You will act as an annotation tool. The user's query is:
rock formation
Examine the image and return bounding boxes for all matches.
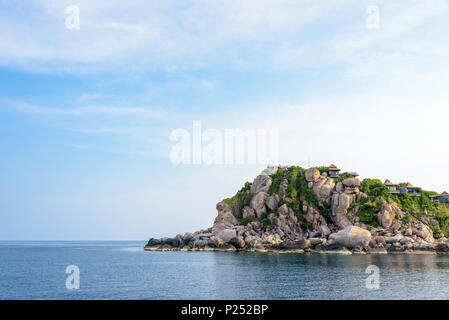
[145,165,449,254]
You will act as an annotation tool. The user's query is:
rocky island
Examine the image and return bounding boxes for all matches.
[145,165,449,254]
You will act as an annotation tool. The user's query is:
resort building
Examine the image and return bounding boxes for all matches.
[384,179,400,195]
[327,164,341,178]
[430,192,449,203]
[348,172,359,178]
[441,192,449,203]
[400,182,421,196]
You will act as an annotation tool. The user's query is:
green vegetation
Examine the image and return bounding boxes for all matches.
[285,166,300,199]
[348,202,355,211]
[360,179,391,200]
[259,212,271,227]
[334,172,354,184]
[297,175,319,207]
[356,197,380,227]
[222,181,253,219]
[320,201,332,224]
[268,168,286,195]
[242,215,256,226]
[429,225,441,238]
[436,207,449,237]
[393,192,438,215]
[243,193,254,207]
[316,166,329,174]
[358,178,449,236]
[403,214,415,224]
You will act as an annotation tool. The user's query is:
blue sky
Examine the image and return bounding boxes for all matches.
[1,0,449,240]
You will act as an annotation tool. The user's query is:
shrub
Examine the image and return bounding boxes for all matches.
[268,169,286,195]
[242,215,256,226]
[397,193,421,214]
[320,201,332,224]
[334,172,354,184]
[259,212,271,227]
[286,199,301,213]
[243,193,254,207]
[285,166,300,199]
[403,214,414,224]
[435,208,449,237]
[316,166,329,174]
[360,179,390,200]
[429,225,441,238]
[297,175,319,207]
[357,197,380,227]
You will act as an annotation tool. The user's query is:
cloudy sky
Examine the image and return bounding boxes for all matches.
[1,0,449,240]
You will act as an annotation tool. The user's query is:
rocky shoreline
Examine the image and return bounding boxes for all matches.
[145,165,449,255]
[145,226,449,255]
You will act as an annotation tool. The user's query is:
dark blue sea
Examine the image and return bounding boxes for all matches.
[1,241,449,300]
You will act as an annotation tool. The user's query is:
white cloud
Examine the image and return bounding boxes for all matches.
[5,0,447,74]
[72,143,164,158]
[8,101,166,118]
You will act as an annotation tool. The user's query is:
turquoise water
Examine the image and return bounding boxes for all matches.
[1,241,449,299]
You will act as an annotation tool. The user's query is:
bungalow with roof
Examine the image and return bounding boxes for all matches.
[384,179,400,195]
[348,172,359,178]
[441,192,449,203]
[327,164,341,178]
[400,182,421,196]
[430,191,449,204]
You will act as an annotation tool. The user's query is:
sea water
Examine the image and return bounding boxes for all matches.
[1,241,449,300]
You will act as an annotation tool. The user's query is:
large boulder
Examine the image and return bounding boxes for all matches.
[146,238,161,247]
[413,222,434,243]
[342,178,360,188]
[250,192,268,218]
[278,179,289,199]
[242,206,256,219]
[334,226,372,249]
[338,193,352,210]
[229,237,245,249]
[305,168,320,183]
[250,174,272,194]
[279,240,310,250]
[217,229,237,243]
[212,202,239,234]
[312,177,335,201]
[377,203,397,228]
[331,192,351,229]
[183,232,196,244]
[278,204,289,216]
[336,182,344,193]
[265,194,280,211]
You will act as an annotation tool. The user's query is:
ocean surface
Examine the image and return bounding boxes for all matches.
[1,241,449,300]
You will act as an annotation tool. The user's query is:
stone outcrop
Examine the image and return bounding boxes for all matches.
[250,174,272,194]
[305,168,320,183]
[334,226,372,249]
[312,176,335,202]
[250,192,268,218]
[242,206,255,219]
[265,194,280,211]
[217,229,237,242]
[145,164,449,254]
[377,202,401,228]
[212,202,239,234]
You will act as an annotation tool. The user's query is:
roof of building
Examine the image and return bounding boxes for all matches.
[404,182,419,189]
[442,191,449,195]
[384,179,399,187]
[348,172,359,176]
[328,164,341,171]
